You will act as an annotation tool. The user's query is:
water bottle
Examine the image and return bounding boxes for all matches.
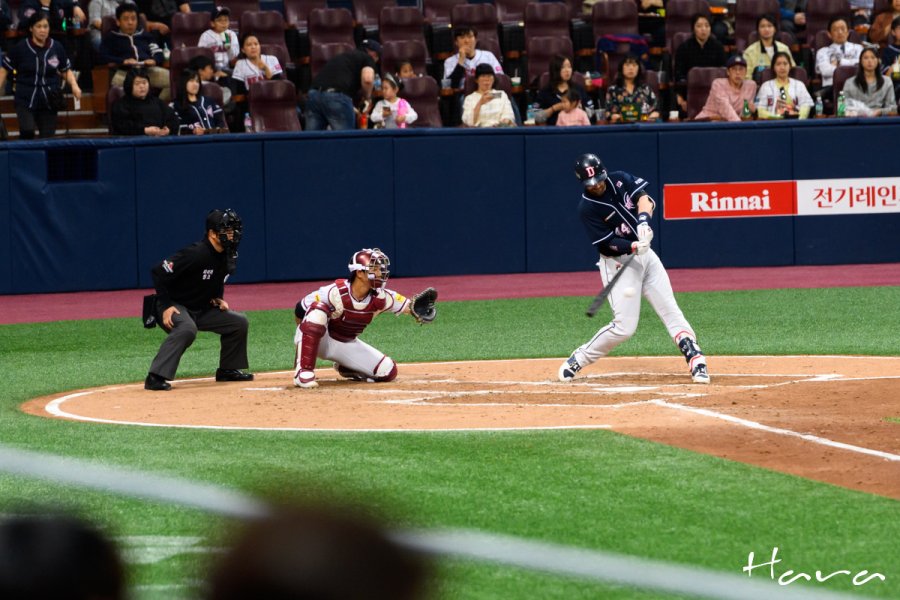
[243,112,253,132]
[526,103,535,123]
[815,94,824,117]
[374,74,381,92]
[163,44,170,62]
[71,16,81,29]
[836,91,846,117]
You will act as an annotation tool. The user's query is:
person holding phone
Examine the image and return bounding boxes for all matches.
[462,63,516,127]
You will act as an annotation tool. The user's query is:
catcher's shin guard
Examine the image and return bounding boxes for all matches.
[294,307,328,388]
[373,356,397,382]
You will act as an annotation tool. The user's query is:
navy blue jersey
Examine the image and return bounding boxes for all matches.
[2,38,70,110]
[577,170,651,257]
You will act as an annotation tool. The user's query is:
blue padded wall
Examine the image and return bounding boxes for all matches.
[0,151,8,294]
[10,148,137,293]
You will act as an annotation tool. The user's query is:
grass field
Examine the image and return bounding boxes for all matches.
[2,286,899,599]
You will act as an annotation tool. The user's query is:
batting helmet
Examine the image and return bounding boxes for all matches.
[206,208,243,255]
[348,248,390,288]
[574,154,607,188]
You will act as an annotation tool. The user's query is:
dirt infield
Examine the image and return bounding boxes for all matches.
[22,356,900,500]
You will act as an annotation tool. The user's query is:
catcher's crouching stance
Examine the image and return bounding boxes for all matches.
[292,248,437,388]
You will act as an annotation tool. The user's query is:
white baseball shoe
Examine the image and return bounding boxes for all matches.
[293,369,318,388]
[691,364,711,384]
[558,355,582,382]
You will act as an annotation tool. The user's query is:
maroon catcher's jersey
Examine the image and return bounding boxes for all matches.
[299,279,410,342]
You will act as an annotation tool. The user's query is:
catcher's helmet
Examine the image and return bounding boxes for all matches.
[206,208,243,255]
[348,248,390,288]
[574,154,607,188]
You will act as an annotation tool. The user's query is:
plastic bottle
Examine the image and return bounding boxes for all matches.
[243,112,253,132]
[526,103,535,123]
[815,94,824,117]
[836,91,846,117]
[163,44,170,62]
[72,15,81,29]
[741,99,751,120]
[893,55,900,79]
[374,74,381,92]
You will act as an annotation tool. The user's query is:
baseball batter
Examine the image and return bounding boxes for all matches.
[292,248,437,388]
[559,154,710,384]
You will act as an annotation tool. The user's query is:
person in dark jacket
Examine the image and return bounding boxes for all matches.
[674,13,726,113]
[145,209,253,391]
[110,67,178,136]
[17,0,84,32]
[172,68,226,134]
[99,2,170,100]
[0,12,82,139]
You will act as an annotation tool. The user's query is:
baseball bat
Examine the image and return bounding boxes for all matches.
[585,254,636,317]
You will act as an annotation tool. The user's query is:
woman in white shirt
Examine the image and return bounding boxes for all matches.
[756,51,814,118]
[462,63,516,127]
[231,34,283,95]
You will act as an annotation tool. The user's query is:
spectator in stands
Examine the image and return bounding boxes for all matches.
[88,0,119,50]
[881,16,900,95]
[842,47,898,115]
[815,16,864,99]
[442,27,502,90]
[462,62,515,127]
[535,54,590,126]
[18,0,85,33]
[198,6,239,76]
[205,504,430,600]
[172,68,226,134]
[110,67,178,135]
[190,53,237,129]
[305,40,379,131]
[743,14,795,79]
[371,73,417,129]
[100,3,171,101]
[0,0,10,32]
[779,0,807,41]
[756,51,813,118]
[674,14,727,113]
[850,0,874,27]
[695,54,757,120]
[605,54,660,123]
[136,0,189,44]
[555,88,591,126]
[396,60,416,79]
[231,33,284,95]
[0,12,82,140]
[869,0,900,46]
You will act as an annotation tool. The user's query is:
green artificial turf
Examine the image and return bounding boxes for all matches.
[1,286,899,599]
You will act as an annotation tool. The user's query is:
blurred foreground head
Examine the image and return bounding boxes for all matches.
[207,504,430,600]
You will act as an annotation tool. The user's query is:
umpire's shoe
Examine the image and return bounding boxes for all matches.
[215,368,254,382]
[144,372,171,391]
[558,355,582,382]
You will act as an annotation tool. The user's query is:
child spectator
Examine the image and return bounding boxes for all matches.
[396,60,416,79]
[172,68,226,134]
[370,73,417,128]
[232,33,283,95]
[198,6,239,75]
[555,88,591,126]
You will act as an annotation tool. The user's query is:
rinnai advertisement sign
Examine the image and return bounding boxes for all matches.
[664,177,900,220]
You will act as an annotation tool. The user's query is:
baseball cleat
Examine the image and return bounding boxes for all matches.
[558,355,582,382]
[293,370,318,388]
[691,364,711,384]
[334,363,375,382]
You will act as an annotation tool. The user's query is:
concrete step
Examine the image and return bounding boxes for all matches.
[4,127,109,139]
[0,93,97,113]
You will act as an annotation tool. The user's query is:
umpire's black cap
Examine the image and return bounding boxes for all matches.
[574,153,607,188]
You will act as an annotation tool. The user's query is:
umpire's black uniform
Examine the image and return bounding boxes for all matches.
[147,236,250,387]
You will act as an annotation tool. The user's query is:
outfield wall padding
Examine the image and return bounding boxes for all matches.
[2,120,899,294]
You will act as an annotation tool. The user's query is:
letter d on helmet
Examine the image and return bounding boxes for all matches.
[348,248,390,288]
[574,153,607,188]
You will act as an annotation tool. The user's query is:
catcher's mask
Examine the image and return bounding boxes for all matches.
[206,209,243,255]
[348,248,390,288]
[574,153,607,188]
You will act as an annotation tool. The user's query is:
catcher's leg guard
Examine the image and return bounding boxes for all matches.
[675,331,710,384]
[294,304,329,388]
[372,356,397,382]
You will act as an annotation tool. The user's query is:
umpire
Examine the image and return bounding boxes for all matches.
[144,209,254,391]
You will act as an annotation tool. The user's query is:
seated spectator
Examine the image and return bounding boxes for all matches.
[371,73,417,129]
[198,6,239,76]
[0,12,82,140]
[111,67,178,135]
[88,0,119,50]
[136,0,190,44]
[815,16,864,99]
[675,14,727,113]
[205,504,430,600]
[462,63,516,127]
[850,0,874,27]
[18,0,84,33]
[0,0,10,32]
[756,51,814,118]
[605,54,660,123]
[0,512,126,600]
[535,54,591,126]
[556,88,591,126]
[231,33,283,96]
[190,54,233,104]
[442,27,502,90]
[869,0,900,46]
[842,47,898,115]
[305,40,379,131]
[743,14,795,79]
[100,3,171,101]
[172,68,226,134]
[881,16,900,96]
[779,0,807,41]
[396,60,416,79]
[695,54,758,121]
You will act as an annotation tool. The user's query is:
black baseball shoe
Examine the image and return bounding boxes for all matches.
[144,372,171,391]
[215,369,254,382]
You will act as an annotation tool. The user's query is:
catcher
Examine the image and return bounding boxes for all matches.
[292,248,437,388]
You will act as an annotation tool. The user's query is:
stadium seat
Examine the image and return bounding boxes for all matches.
[310,41,355,77]
[733,0,781,52]
[308,8,355,47]
[665,0,710,56]
[171,11,211,50]
[353,0,397,34]
[401,75,442,126]
[382,39,429,78]
[248,80,302,131]
[379,6,427,48]
[686,66,726,119]
[526,35,573,87]
[169,46,215,100]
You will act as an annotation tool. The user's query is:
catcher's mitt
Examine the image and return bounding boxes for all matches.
[410,287,438,324]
